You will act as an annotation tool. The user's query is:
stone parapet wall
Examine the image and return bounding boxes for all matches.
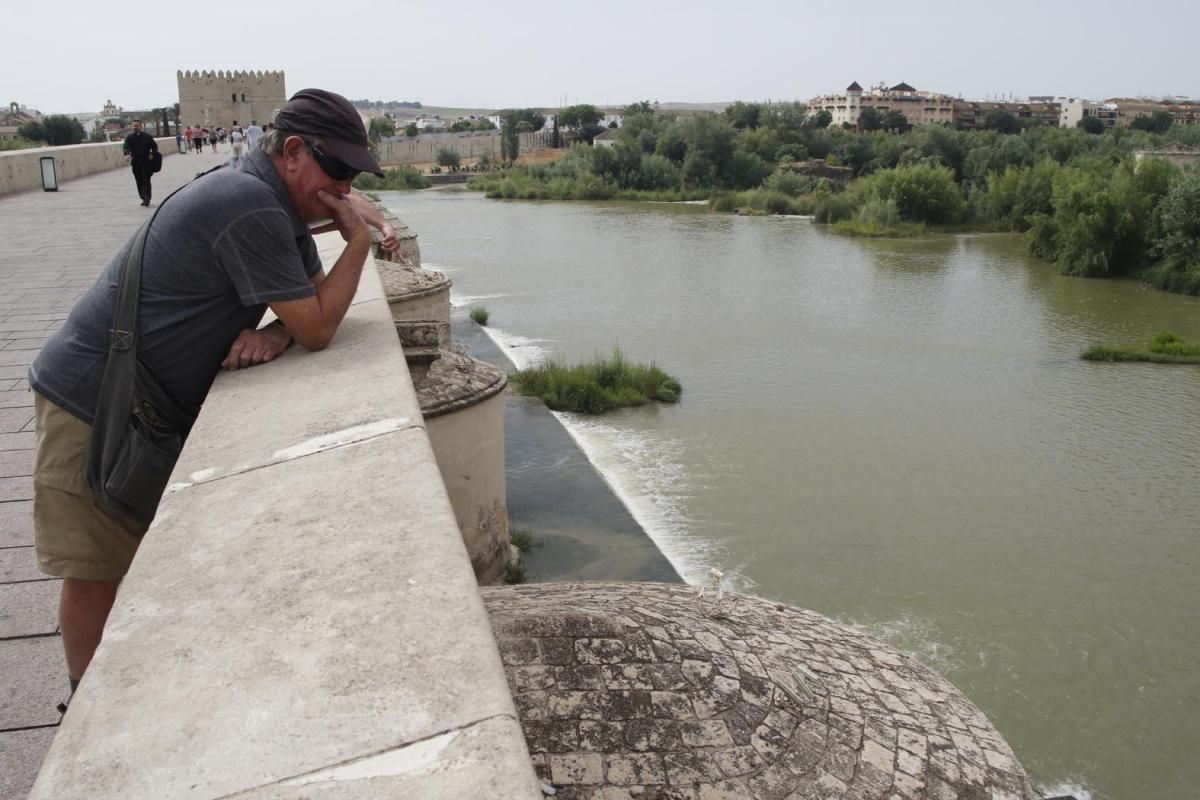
[30,237,541,799]
[378,129,559,166]
[0,138,178,197]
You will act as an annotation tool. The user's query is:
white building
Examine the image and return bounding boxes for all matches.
[1059,99,1117,129]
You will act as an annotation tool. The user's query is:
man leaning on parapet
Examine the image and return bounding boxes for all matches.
[28,89,395,712]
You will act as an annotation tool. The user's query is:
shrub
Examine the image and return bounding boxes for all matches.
[512,348,682,414]
[352,165,431,191]
[470,306,490,325]
[766,171,816,197]
[855,163,965,224]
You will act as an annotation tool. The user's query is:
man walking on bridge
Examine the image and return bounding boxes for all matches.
[29,89,389,704]
[122,119,159,206]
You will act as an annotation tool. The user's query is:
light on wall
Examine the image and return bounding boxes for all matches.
[39,157,58,191]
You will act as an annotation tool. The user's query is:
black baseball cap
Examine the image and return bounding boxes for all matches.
[274,88,384,177]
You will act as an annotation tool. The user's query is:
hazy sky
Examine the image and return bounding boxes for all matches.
[5,0,1197,114]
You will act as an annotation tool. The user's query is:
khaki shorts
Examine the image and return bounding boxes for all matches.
[33,391,148,580]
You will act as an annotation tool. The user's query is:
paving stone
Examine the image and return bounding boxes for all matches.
[0,432,35,451]
[0,579,59,637]
[0,636,67,727]
[551,752,604,785]
[0,499,33,547]
[0,546,44,582]
[0,476,33,502]
[0,389,34,408]
[0,448,34,479]
[484,583,1036,800]
[0,727,59,800]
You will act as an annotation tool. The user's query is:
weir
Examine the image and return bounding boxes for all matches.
[1,143,1038,799]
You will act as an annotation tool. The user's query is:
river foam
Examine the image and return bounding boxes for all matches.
[478,321,726,587]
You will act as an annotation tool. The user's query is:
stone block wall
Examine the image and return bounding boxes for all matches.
[29,239,541,799]
[0,138,178,197]
[177,69,286,130]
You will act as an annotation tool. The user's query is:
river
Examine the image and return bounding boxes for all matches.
[379,188,1200,800]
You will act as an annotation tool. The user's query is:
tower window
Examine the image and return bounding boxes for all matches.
[231,93,237,103]
[241,93,246,102]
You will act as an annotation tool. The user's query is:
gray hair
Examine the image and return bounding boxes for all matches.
[259,128,321,155]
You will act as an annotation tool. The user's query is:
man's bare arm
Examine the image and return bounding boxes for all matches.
[310,189,402,255]
[268,189,370,351]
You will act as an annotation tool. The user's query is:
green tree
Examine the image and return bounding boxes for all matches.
[807,109,833,130]
[404,123,419,137]
[1131,111,1173,133]
[448,120,473,133]
[858,107,883,132]
[1078,116,1105,135]
[436,148,461,169]
[724,101,762,130]
[558,104,601,129]
[19,115,85,146]
[623,100,654,117]
[1149,169,1200,293]
[984,111,1021,135]
[501,116,520,164]
[16,121,46,142]
[369,117,396,142]
[880,111,909,132]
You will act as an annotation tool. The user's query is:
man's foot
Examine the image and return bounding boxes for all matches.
[141,200,150,206]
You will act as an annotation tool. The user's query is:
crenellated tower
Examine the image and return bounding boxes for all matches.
[177,69,286,129]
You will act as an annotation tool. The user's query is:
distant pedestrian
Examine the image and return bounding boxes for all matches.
[230,125,244,160]
[192,126,204,153]
[122,119,158,206]
[175,129,185,154]
[208,128,218,152]
[245,119,263,151]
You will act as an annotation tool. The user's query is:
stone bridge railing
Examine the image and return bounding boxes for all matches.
[0,138,179,197]
[29,235,542,798]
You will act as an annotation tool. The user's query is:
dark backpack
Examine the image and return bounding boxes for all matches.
[149,150,163,173]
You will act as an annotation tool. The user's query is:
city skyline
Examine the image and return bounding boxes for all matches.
[6,0,1197,115]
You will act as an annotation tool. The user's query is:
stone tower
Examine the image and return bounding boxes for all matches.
[177,70,286,129]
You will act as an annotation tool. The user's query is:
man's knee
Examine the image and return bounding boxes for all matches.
[61,576,121,606]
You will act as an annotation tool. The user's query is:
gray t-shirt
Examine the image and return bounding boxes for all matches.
[30,149,321,424]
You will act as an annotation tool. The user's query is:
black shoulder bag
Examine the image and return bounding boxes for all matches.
[85,201,199,527]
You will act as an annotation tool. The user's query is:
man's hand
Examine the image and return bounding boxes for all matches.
[317,189,369,244]
[221,325,291,370]
[379,222,400,255]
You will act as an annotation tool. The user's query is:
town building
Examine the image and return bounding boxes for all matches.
[1135,143,1200,170]
[592,128,619,148]
[1106,98,1200,127]
[1059,99,1118,129]
[808,81,956,129]
[953,100,1060,130]
[177,70,285,130]
[1,102,40,141]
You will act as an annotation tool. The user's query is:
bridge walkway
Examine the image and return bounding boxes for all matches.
[0,149,227,798]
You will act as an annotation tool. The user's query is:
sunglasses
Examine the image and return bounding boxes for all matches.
[309,143,359,182]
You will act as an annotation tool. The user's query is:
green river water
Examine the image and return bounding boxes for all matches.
[380,188,1200,800]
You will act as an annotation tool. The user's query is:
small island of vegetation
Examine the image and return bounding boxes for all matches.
[1083,331,1200,364]
[512,349,681,414]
